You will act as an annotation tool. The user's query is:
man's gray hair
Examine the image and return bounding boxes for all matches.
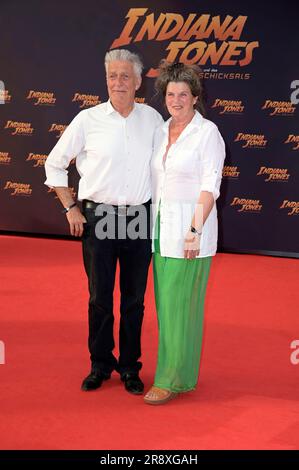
[105,49,143,79]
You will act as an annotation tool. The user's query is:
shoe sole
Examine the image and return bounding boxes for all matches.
[81,386,101,391]
[144,392,178,405]
[125,386,144,395]
[81,376,110,391]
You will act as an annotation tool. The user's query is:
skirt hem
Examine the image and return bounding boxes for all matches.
[153,383,196,393]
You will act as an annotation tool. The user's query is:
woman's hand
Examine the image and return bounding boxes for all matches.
[184,229,200,259]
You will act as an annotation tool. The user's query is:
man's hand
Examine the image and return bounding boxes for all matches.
[184,229,200,259]
[66,206,87,237]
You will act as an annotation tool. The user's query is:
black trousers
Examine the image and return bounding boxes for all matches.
[82,200,152,378]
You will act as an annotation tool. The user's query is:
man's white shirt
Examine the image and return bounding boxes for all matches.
[45,100,163,205]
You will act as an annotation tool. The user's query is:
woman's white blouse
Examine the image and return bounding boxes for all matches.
[151,110,225,258]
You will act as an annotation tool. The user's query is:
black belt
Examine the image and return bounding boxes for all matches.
[82,199,151,216]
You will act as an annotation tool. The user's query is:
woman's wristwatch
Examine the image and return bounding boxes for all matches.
[191,226,202,237]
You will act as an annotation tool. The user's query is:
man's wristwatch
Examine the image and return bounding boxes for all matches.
[190,226,202,236]
[61,202,77,214]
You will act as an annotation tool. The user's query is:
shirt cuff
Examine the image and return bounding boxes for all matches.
[200,172,219,200]
[44,174,68,188]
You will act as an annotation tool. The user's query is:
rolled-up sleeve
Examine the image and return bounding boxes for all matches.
[200,125,226,200]
[44,112,85,188]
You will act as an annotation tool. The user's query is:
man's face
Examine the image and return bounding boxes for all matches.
[106,60,141,110]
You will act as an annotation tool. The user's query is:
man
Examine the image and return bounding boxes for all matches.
[45,49,162,394]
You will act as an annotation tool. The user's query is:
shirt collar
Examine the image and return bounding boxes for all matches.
[105,99,137,116]
[162,110,203,134]
[105,99,115,115]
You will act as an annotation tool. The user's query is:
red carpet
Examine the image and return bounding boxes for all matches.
[0,234,299,450]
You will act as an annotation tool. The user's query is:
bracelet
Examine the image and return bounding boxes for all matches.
[191,226,202,236]
[61,202,77,214]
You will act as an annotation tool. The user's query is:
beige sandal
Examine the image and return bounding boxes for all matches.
[144,386,178,405]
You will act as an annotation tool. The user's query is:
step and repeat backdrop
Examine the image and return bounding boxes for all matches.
[0,0,298,256]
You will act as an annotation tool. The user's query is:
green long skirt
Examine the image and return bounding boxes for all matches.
[153,212,212,392]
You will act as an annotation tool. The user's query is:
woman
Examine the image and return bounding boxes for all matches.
[144,62,225,405]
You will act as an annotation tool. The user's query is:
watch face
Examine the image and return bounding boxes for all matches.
[191,226,201,236]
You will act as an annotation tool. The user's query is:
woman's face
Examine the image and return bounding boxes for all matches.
[165,81,197,120]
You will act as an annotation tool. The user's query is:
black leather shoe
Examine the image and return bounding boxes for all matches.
[121,373,144,395]
[81,372,110,391]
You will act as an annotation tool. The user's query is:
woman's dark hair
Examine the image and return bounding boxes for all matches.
[155,61,206,116]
